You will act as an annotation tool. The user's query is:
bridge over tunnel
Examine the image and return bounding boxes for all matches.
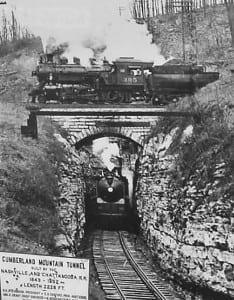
[21,105,195,145]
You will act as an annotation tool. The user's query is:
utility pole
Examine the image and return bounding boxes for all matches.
[119,6,125,16]
[181,0,186,61]
[172,0,193,62]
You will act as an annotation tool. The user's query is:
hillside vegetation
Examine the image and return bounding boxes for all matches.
[149,2,234,197]
[0,36,66,254]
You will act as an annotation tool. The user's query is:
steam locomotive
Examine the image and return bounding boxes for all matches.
[92,168,130,229]
[30,53,219,105]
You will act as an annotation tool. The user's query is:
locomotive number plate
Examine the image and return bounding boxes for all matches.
[123,77,138,83]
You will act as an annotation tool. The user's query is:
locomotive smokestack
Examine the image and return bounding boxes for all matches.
[103,57,109,65]
[46,53,53,63]
[73,57,81,65]
[60,57,68,64]
[90,57,97,66]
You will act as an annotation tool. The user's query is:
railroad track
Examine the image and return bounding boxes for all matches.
[93,230,181,300]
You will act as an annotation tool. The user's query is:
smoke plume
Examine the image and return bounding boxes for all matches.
[45,37,69,56]
[7,0,166,65]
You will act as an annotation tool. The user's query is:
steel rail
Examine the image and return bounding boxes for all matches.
[93,231,179,300]
[99,231,127,300]
[119,232,173,300]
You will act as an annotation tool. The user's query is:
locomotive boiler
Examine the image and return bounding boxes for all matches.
[30,53,219,105]
[93,168,130,229]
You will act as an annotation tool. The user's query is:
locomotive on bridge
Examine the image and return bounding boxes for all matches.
[91,167,131,229]
[30,53,219,105]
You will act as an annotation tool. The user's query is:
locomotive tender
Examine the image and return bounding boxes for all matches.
[30,53,219,105]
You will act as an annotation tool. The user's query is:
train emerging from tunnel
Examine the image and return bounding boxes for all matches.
[30,53,219,105]
[88,167,135,230]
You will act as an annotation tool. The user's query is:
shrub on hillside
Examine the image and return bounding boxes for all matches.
[0,38,36,57]
[177,103,234,184]
[8,157,58,208]
[151,98,234,198]
[14,205,61,251]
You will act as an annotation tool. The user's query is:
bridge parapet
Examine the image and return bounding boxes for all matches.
[21,105,195,147]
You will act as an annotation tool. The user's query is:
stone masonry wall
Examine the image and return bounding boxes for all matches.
[53,134,88,256]
[136,127,234,298]
[36,107,162,147]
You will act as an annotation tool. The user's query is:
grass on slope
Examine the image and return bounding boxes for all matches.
[0,121,67,255]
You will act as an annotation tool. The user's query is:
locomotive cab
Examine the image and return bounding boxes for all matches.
[102,57,153,87]
[98,57,153,102]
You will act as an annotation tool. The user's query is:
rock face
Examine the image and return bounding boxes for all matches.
[53,134,88,256]
[149,5,231,64]
[136,126,234,298]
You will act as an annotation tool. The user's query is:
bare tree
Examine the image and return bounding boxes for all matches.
[224,0,234,47]
[2,10,8,43]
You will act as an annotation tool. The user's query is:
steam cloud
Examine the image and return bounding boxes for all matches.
[93,137,135,202]
[82,38,107,61]
[93,138,120,171]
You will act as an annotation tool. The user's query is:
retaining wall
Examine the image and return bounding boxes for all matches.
[136,127,234,298]
[53,134,88,256]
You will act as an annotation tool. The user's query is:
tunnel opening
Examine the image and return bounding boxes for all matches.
[75,133,142,233]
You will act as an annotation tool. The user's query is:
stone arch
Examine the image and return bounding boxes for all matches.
[71,132,143,150]
[67,127,145,149]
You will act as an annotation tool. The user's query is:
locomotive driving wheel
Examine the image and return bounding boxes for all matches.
[123,91,132,103]
[107,90,124,103]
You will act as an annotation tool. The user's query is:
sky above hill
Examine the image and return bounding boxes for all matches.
[6,0,132,34]
[3,0,165,65]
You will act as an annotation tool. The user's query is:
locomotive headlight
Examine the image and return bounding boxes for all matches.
[107,187,114,193]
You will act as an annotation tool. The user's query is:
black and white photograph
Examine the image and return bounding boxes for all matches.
[0,0,233,299]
